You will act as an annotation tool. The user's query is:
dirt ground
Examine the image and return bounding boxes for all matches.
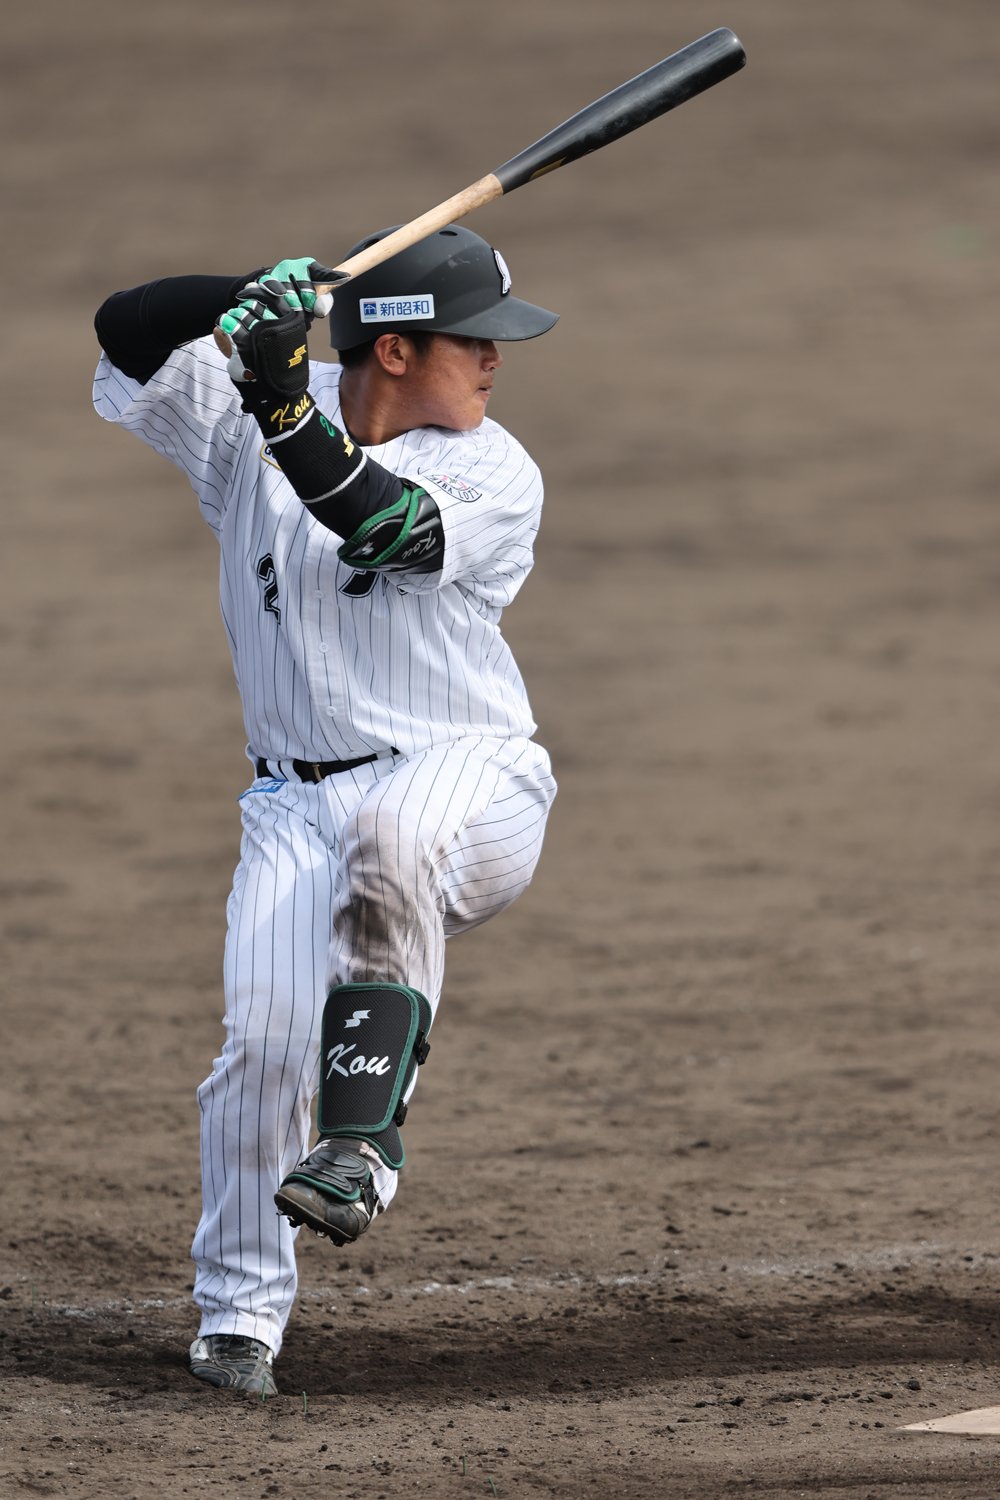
[5,1,1000,1495]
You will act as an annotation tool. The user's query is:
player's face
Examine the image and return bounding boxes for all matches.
[408,334,503,431]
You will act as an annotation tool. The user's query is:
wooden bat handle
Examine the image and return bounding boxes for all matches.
[312,173,503,293]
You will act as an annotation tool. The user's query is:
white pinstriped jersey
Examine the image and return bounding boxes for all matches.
[93,337,544,760]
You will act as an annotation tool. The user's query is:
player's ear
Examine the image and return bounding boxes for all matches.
[372,333,410,378]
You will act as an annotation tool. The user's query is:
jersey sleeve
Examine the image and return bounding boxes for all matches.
[402,426,544,608]
[92,336,246,535]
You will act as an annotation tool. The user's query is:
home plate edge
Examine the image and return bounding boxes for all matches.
[901,1407,1000,1435]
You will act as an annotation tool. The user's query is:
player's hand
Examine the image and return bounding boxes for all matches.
[239,258,336,320]
[217,297,313,394]
[217,298,280,383]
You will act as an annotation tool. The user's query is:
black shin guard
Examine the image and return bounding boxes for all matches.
[316,983,432,1169]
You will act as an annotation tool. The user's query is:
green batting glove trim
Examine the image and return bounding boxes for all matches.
[218,302,279,338]
[267,257,321,312]
[217,309,244,337]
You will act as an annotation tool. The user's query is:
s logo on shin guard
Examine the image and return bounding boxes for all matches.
[328,1008,388,1076]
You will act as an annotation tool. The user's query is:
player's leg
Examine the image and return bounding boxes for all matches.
[190,778,335,1362]
[333,734,554,991]
[274,737,555,1242]
[436,737,558,944]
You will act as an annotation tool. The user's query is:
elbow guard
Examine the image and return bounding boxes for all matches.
[337,485,444,575]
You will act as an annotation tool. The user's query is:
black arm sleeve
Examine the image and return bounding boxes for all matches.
[252,403,445,576]
[94,271,263,384]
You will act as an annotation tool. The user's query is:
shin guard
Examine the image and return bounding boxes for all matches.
[317,982,432,1169]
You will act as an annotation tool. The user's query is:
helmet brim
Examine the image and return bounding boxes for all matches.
[440,295,559,342]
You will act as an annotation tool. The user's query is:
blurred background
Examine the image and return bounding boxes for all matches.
[6,0,1000,1488]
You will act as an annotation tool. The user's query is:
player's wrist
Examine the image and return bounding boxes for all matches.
[243,387,317,444]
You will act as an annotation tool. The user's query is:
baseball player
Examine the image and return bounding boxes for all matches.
[93,228,558,1395]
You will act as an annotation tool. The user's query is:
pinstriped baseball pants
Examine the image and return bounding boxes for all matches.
[191,735,556,1355]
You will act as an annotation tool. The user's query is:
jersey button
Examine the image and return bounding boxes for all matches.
[318,642,329,653]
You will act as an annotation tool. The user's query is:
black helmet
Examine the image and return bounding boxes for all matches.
[329,224,558,352]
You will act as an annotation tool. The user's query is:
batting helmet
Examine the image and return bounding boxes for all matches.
[329,225,558,352]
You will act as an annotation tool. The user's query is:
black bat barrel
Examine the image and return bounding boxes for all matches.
[492,28,746,192]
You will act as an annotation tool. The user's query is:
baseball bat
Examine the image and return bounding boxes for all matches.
[315,27,745,289]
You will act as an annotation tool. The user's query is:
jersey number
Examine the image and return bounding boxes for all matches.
[256,554,281,621]
[256,555,377,613]
[340,570,378,597]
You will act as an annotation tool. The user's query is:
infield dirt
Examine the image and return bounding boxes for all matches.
[5,2,1000,1496]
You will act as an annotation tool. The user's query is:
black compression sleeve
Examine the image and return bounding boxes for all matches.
[252,405,445,575]
[94,271,263,383]
[262,405,405,534]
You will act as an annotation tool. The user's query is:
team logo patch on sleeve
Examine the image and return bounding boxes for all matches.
[419,472,483,503]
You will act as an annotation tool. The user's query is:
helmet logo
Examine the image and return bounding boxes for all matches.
[493,249,512,296]
[359,294,436,324]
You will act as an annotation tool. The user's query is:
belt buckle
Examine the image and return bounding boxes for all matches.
[308,761,325,782]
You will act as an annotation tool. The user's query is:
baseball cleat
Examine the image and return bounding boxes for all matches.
[189,1334,277,1395]
[274,1139,381,1246]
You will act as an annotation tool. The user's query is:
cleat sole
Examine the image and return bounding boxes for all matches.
[274,1188,353,1246]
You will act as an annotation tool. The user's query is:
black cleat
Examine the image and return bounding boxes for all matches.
[189,1334,277,1395]
[275,1139,381,1246]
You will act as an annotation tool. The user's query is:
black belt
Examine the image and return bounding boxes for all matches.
[255,752,381,782]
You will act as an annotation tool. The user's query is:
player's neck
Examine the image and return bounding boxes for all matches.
[338,368,410,447]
